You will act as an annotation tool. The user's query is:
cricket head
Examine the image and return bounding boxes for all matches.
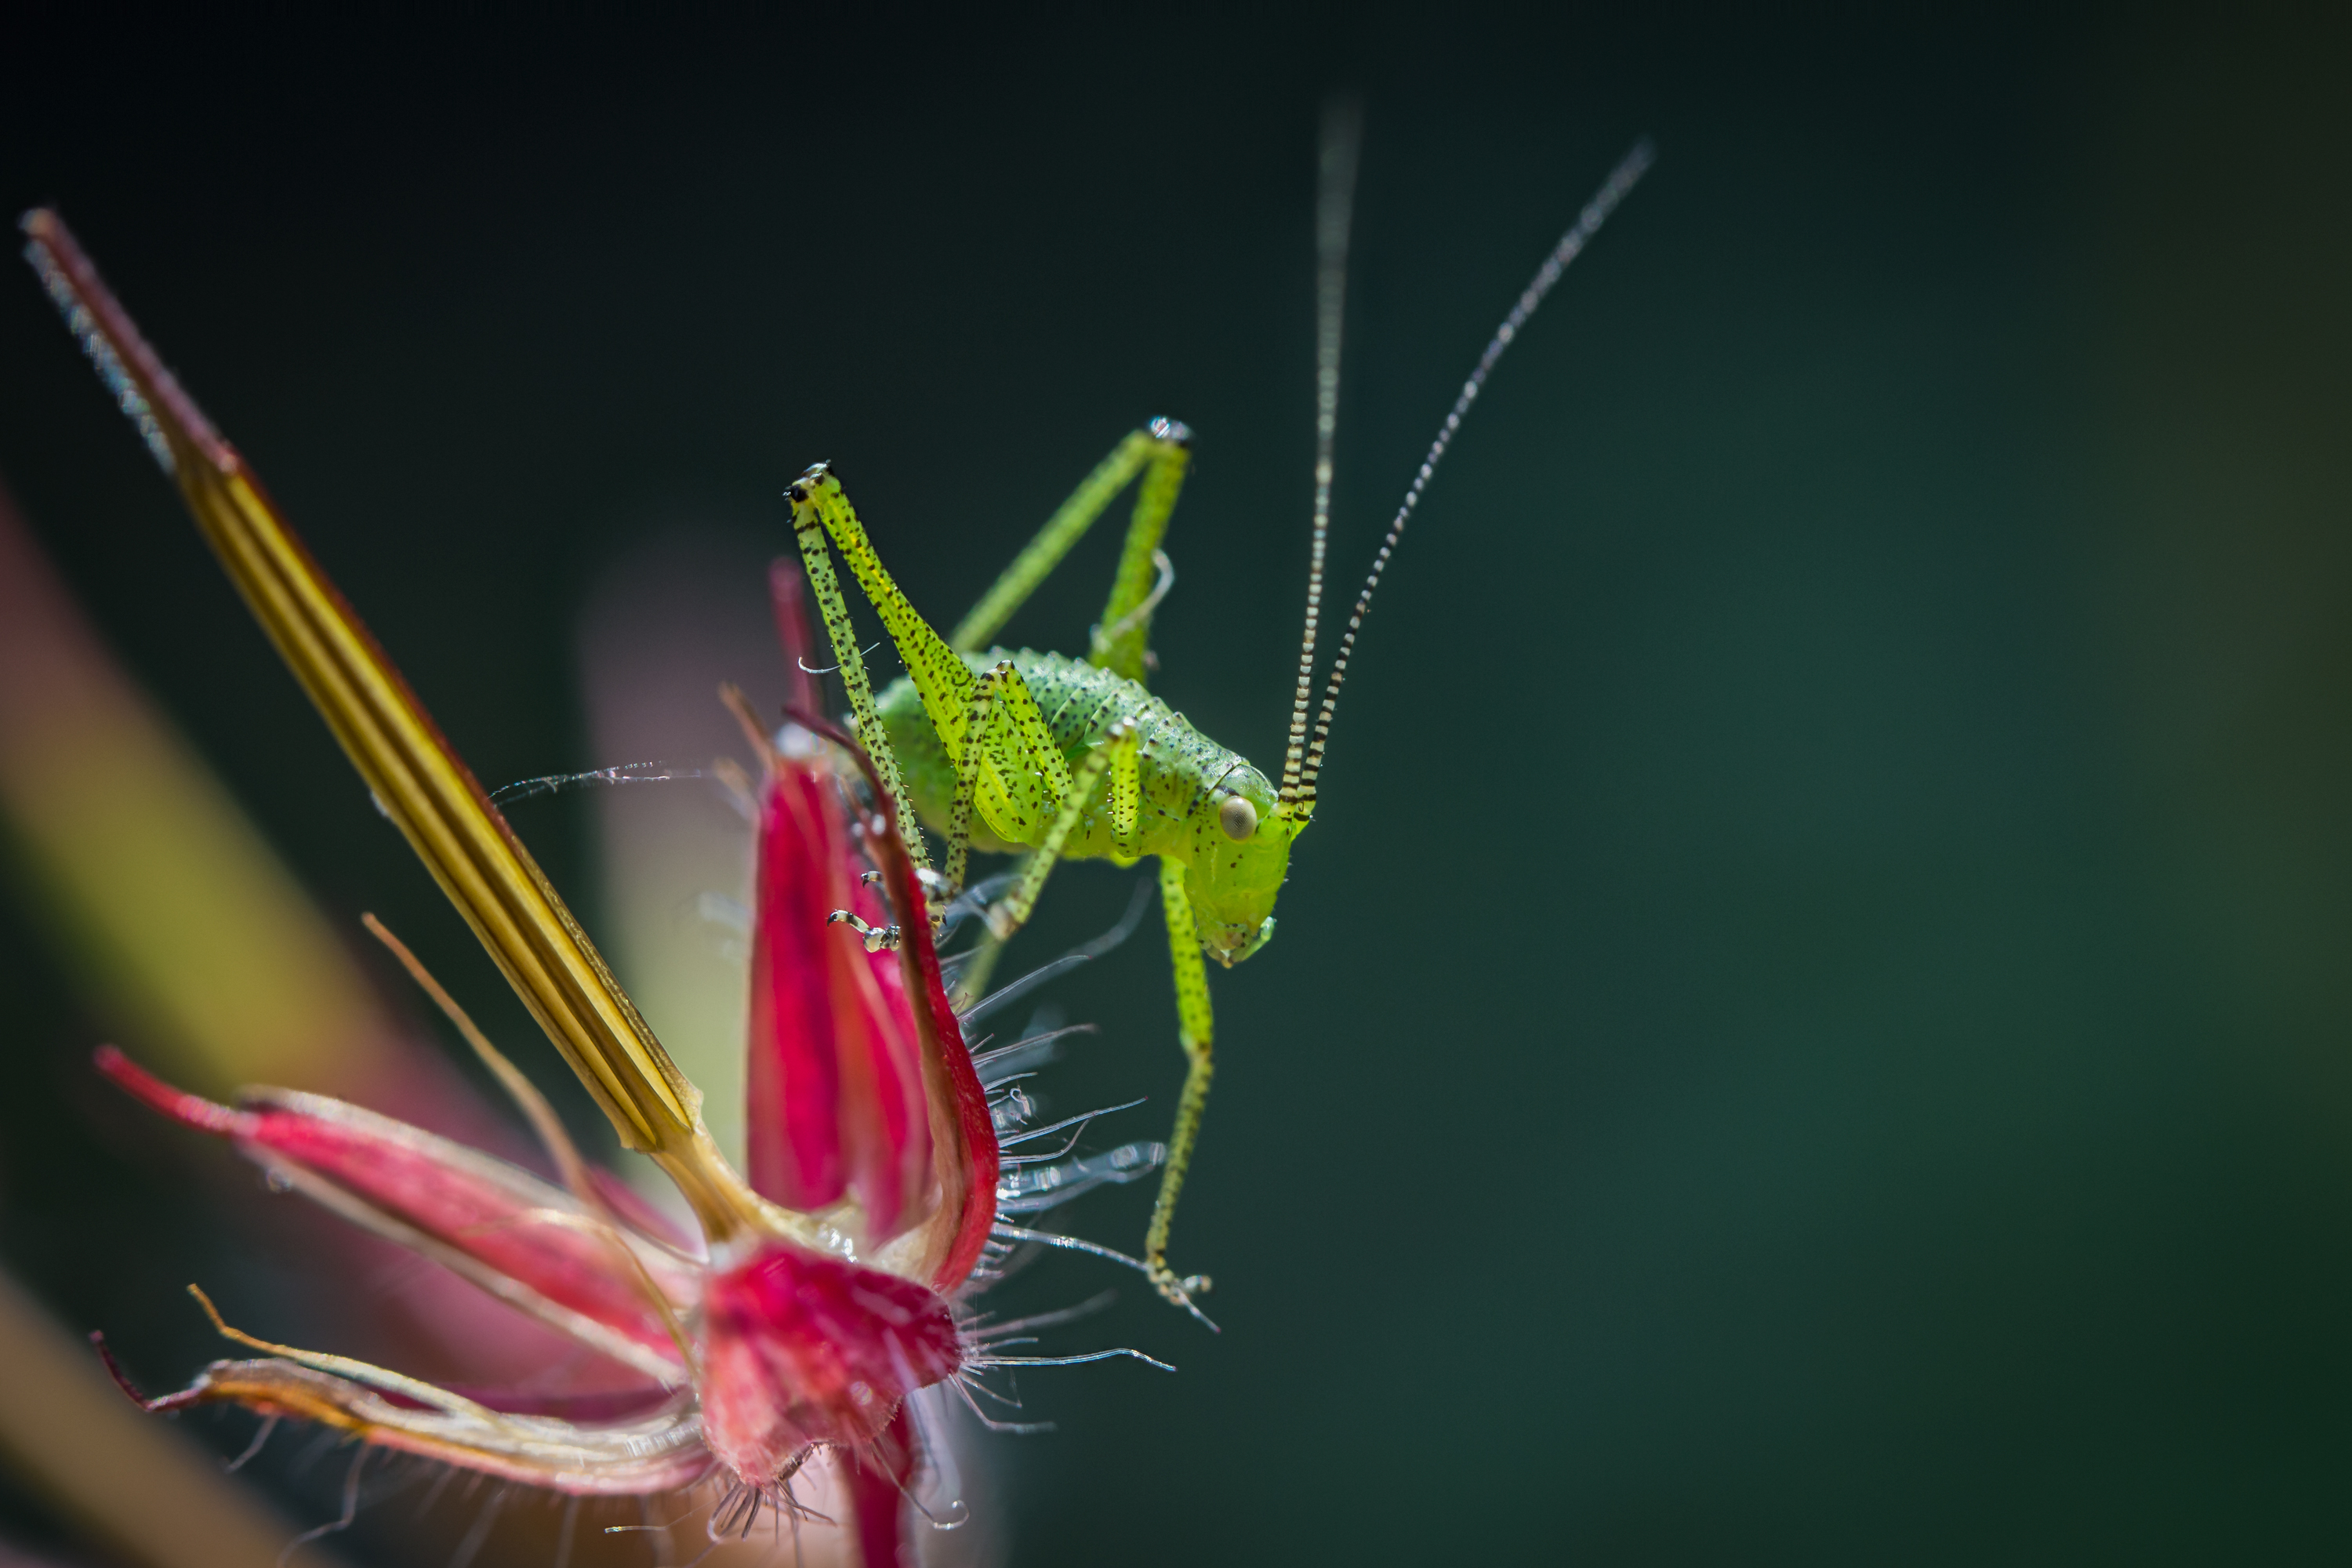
[1184,761,1295,967]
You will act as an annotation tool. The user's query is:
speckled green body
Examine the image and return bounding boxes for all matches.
[790,434,1273,1305]
[877,648,1291,959]
[787,133,1651,1309]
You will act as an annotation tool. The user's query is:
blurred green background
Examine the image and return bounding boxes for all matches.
[5,4,2352,1563]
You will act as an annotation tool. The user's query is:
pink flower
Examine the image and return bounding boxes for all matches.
[25,208,1170,1563]
[89,690,1001,1553]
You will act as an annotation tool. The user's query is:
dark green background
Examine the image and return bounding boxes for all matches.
[5,5,2352,1563]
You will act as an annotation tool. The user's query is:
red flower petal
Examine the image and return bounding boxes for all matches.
[802,713,1001,1295]
[96,1047,694,1381]
[698,1237,960,1484]
[745,757,931,1244]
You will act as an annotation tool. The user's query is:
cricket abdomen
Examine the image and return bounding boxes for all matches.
[877,649,1264,867]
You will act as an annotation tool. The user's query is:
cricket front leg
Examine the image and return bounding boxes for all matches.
[1147,856,1215,1310]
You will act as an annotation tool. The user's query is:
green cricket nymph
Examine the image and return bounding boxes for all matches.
[789,111,1655,1310]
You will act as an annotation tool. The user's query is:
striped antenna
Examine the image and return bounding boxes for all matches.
[1276,96,1364,811]
[1292,136,1655,812]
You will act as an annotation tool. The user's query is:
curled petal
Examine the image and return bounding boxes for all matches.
[97,1047,695,1382]
[850,744,1000,1294]
[747,753,931,1244]
[764,699,1000,1294]
[143,1357,710,1496]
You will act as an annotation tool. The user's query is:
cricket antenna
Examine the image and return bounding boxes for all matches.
[1277,95,1363,813]
[1291,136,1656,813]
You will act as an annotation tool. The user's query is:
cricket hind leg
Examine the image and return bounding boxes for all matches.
[946,422,1192,690]
[941,662,1067,908]
[942,665,1141,944]
[791,438,1184,913]
[1088,420,1190,684]
[1145,857,1215,1309]
[794,458,1160,815]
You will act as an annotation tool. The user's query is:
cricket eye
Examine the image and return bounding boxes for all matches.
[1218,794,1258,841]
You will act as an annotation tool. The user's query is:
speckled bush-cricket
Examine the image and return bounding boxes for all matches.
[790,110,1654,1309]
